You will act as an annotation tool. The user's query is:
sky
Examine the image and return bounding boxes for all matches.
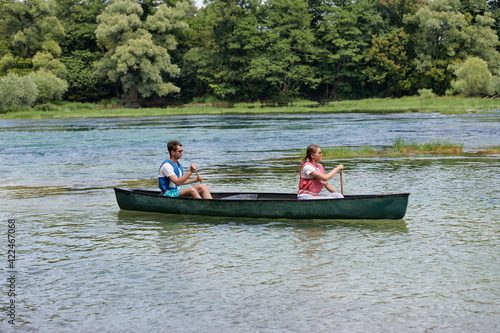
[194,0,205,8]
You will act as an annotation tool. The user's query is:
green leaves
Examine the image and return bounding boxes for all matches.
[94,0,188,104]
[404,0,499,94]
[2,0,499,105]
[450,57,496,96]
[2,0,65,58]
[0,73,38,110]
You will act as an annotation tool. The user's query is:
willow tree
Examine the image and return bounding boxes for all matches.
[94,0,189,105]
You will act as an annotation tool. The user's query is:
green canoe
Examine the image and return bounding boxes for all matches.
[114,188,409,220]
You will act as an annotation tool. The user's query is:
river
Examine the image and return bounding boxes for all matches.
[0,111,498,332]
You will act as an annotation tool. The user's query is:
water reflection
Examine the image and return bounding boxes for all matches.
[116,210,409,233]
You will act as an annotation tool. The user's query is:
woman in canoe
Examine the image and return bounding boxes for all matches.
[298,144,344,200]
[158,140,212,199]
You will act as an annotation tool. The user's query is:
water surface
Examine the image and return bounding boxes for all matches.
[0,112,498,332]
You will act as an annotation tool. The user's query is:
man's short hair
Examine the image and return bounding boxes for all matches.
[167,140,182,155]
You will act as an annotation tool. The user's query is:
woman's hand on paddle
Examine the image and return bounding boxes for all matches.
[321,164,344,180]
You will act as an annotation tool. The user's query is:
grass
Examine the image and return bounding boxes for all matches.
[320,146,379,158]
[300,138,499,158]
[476,146,500,155]
[0,96,499,119]
[391,137,464,154]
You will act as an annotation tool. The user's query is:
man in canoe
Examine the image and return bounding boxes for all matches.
[298,144,344,199]
[158,140,213,199]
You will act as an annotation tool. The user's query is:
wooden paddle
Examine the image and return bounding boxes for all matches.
[339,170,344,195]
[194,170,203,183]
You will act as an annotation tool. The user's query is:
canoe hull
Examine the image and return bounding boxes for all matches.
[114,188,409,220]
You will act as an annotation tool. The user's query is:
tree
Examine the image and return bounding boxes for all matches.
[56,0,107,54]
[404,0,500,94]
[1,0,65,58]
[489,0,500,39]
[0,0,67,80]
[403,0,467,94]
[377,0,426,27]
[0,53,33,76]
[450,56,496,96]
[462,13,500,75]
[62,50,113,101]
[363,29,413,96]
[313,0,383,100]
[32,51,68,78]
[94,0,190,105]
[245,0,319,102]
[183,0,264,102]
[55,0,115,101]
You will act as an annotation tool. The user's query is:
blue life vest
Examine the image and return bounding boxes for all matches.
[158,159,184,193]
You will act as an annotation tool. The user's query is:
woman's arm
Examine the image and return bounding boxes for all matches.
[324,182,338,193]
[309,164,344,181]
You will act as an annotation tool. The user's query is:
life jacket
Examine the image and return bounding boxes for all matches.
[158,159,183,193]
[298,162,325,196]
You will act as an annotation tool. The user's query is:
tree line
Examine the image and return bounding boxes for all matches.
[0,0,499,109]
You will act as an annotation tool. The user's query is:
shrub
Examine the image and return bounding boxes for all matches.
[0,73,39,110]
[418,88,436,99]
[30,71,69,104]
[451,57,496,96]
[32,103,59,112]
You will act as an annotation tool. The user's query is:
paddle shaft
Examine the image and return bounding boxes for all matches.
[340,170,344,195]
[194,170,203,183]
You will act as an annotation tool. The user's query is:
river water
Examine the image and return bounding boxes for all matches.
[0,112,499,332]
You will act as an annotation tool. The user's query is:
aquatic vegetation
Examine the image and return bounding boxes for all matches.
[308,139,500,159]
[321,147,379,158]
[391,137,464,154]
[476,146,500,155]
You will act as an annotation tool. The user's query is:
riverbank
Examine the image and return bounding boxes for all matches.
[0,96,498,119]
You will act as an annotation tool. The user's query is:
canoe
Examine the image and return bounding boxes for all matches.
[114,187,409,220]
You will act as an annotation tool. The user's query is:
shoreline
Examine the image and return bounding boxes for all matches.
[1,96,499,119]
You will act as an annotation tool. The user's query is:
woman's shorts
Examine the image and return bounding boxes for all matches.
[298,192,344,200]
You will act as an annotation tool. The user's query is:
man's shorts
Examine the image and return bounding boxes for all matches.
[163,190,181,197]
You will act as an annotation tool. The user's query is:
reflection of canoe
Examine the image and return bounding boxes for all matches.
[114,188,409,220]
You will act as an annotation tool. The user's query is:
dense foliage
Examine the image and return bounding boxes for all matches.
[0,0,499,108]
[0,73,39,109]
